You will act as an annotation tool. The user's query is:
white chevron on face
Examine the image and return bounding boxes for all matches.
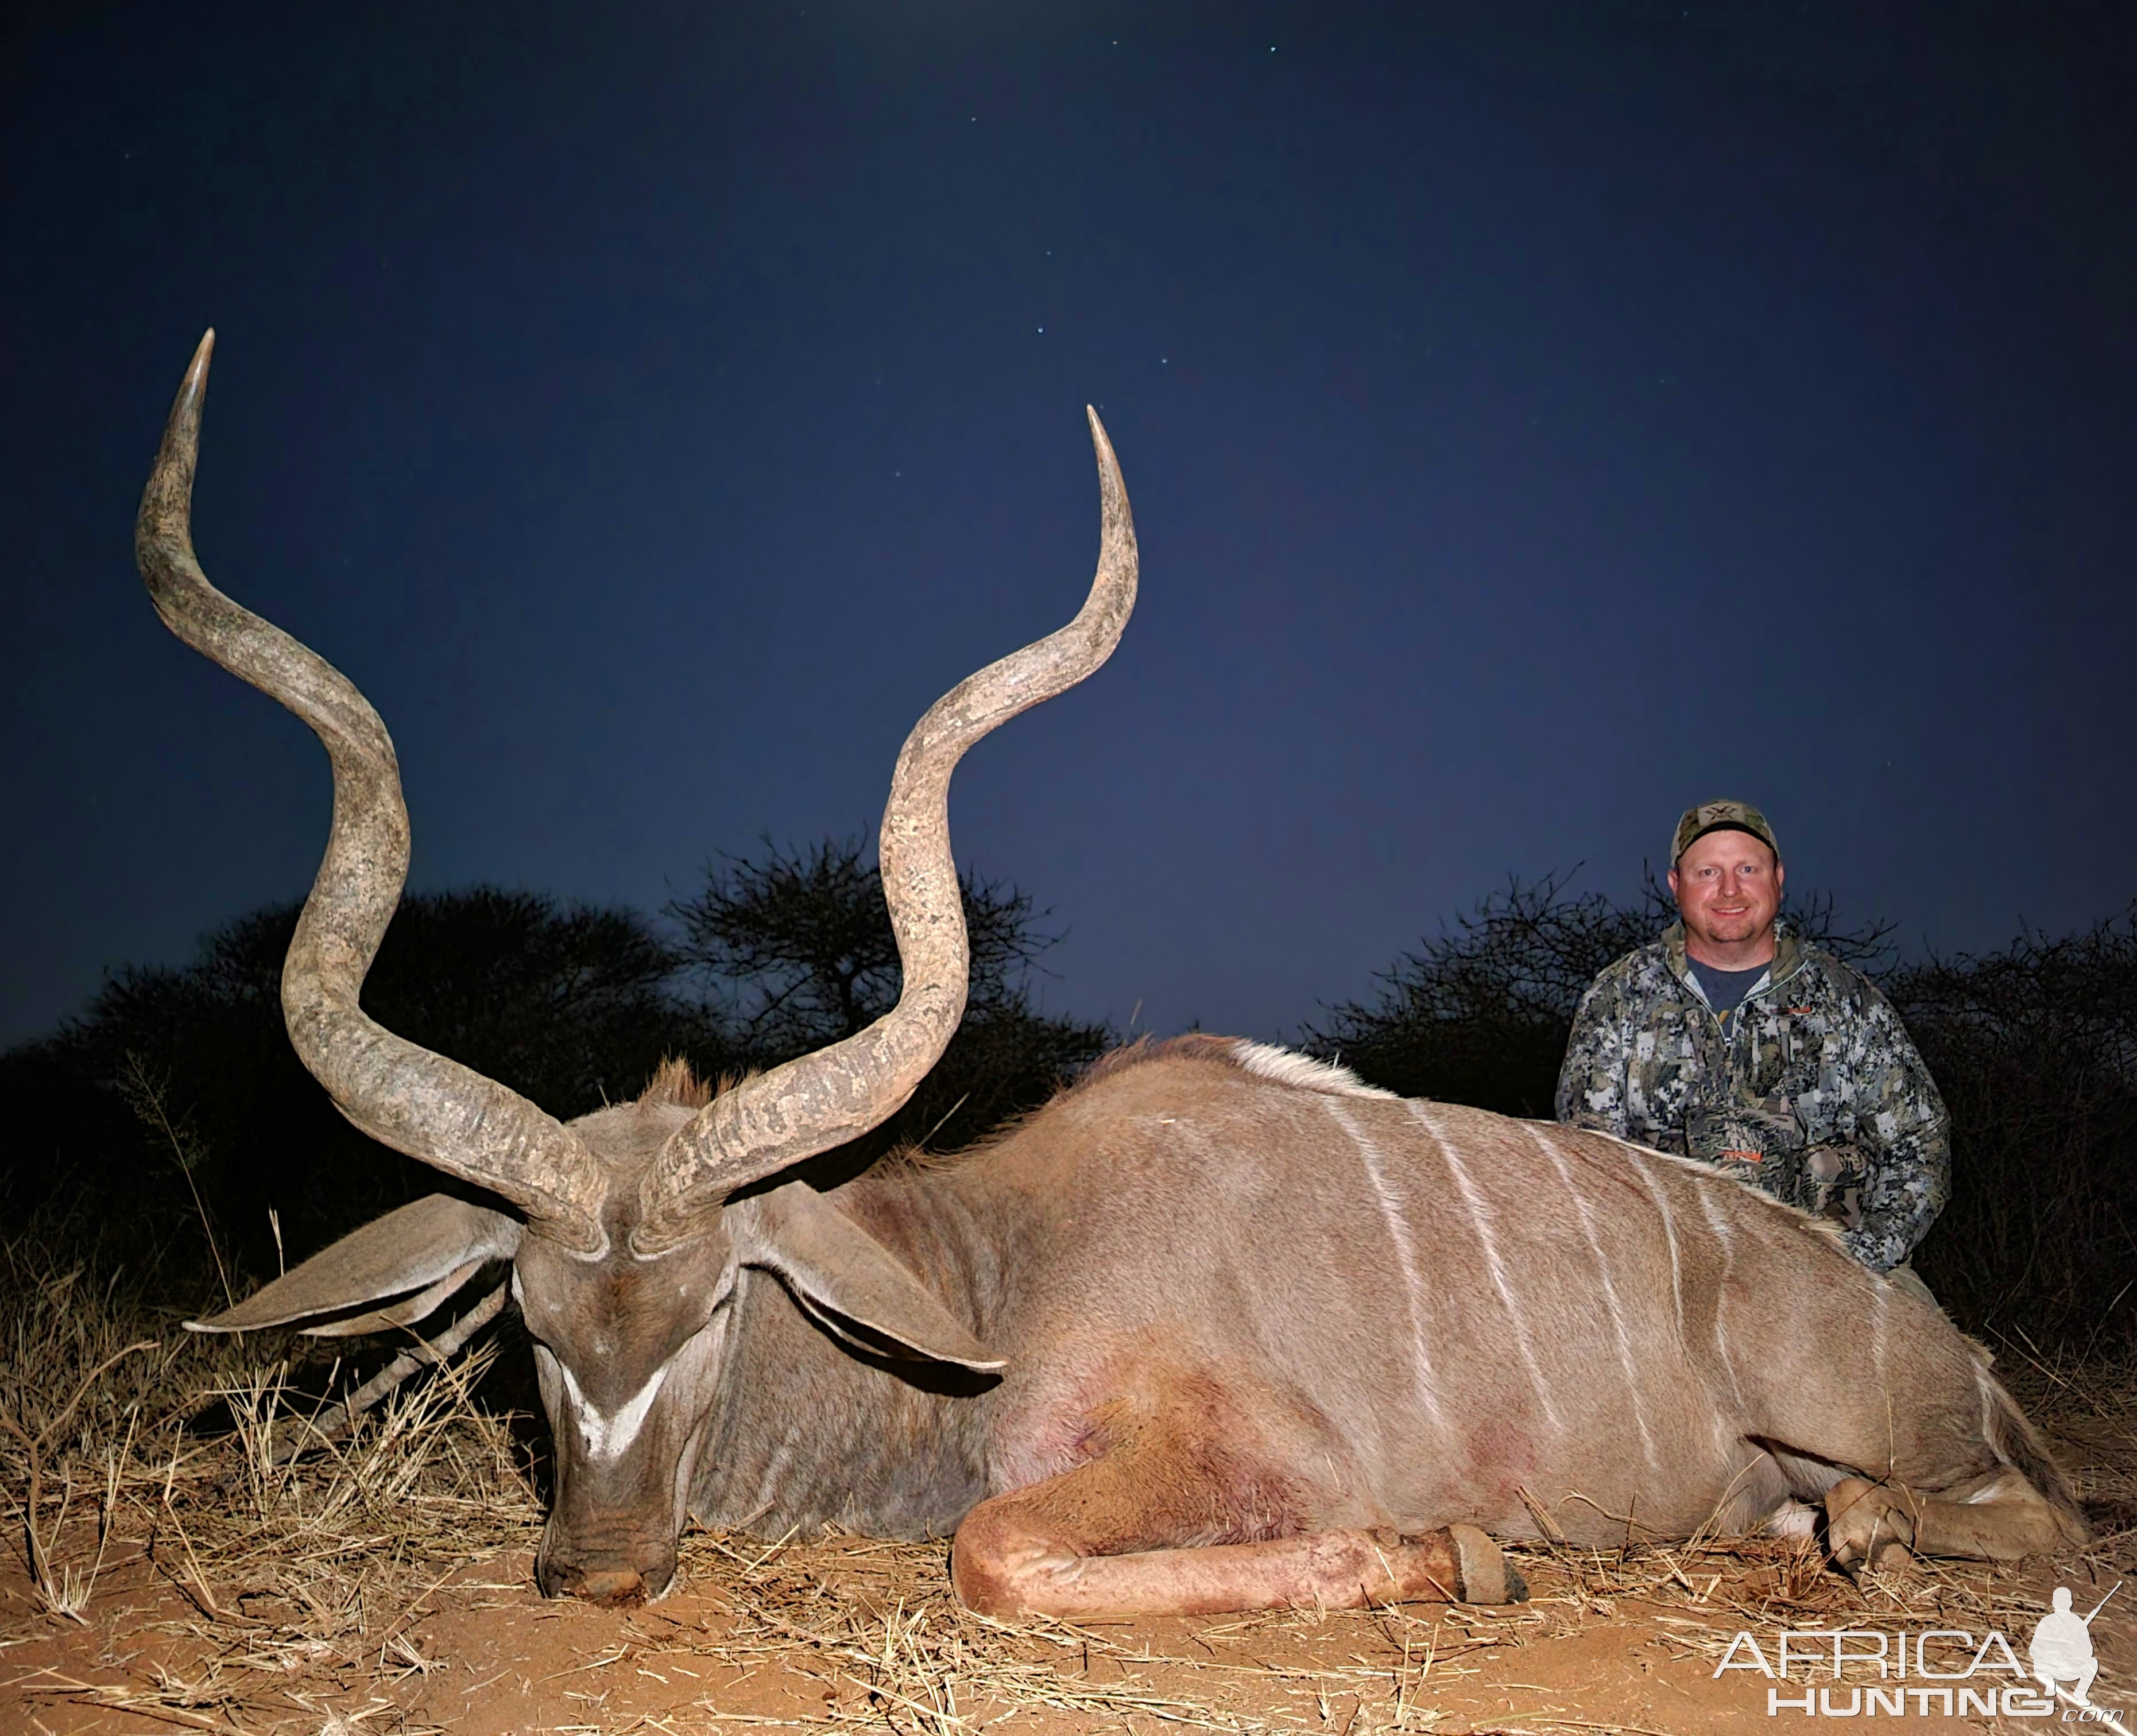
[559,1359,672,1462]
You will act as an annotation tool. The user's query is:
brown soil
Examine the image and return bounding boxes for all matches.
[5,1497,2132,1735]
[5,1312,2132,1736]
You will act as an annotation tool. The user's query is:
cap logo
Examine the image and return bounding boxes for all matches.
[1670,799,1779,865]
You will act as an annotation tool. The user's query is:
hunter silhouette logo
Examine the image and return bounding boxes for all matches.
[2030,1584,2116,1710]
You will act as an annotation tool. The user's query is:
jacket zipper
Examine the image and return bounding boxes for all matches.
[1686,951,1807,1100]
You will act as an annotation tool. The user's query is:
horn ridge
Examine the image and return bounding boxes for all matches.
[136,333,606,1245]
[635,408,1138,1250]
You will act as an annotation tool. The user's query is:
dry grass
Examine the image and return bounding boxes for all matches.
[537,1489,2137,1733]
[3,1238,2131,1734]
[657,1528,1544,1731]
[0,1231,540,1730]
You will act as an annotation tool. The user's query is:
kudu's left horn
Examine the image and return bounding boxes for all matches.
[633,407,1139,1252]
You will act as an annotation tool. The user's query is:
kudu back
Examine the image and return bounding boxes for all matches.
[140,335,2084,1618]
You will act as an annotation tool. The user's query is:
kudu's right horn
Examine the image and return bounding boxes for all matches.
[137,332,608,1249]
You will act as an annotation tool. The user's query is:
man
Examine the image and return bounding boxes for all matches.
[1555,800,1949,1292]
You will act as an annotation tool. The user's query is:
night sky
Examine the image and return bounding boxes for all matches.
[6,3,2134,1053]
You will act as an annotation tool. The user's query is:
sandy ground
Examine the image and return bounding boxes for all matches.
[5,1505,2131,1736]
[4,1332,2131,1736]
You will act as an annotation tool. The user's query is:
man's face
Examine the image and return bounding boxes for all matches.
[1668,828,1784,954]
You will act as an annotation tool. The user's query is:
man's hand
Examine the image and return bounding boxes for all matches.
[1805,1145,1865,1230]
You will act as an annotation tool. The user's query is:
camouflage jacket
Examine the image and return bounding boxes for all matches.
[1554,921,1950,1273]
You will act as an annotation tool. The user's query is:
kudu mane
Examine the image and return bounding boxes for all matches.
[633,1055,722,1111]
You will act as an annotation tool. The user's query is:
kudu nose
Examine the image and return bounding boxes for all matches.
[565,1567,647,1606]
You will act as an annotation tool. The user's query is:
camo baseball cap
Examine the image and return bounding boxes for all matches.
[1671,799,1780,865]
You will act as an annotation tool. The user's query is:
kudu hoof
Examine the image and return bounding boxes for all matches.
[1823,1476,1915,1580]
[1447,1523,1527,1605]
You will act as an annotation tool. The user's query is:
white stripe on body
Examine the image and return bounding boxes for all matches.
[1323,1099,1449,1439]
[1407,1101,1563,1434]
[1615,1145,1743,1461]
[1523,1123,1660,1475]
[1973,1362,1998,1457]
[1618,1147,1687,1337]
[747,1438,802,1528]
[1869,1276,1889,1416]
[1690,1182,1753,1420]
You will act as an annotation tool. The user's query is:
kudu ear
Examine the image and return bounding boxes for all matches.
[185,1195,523,1337]
[738,1184,1004,1373]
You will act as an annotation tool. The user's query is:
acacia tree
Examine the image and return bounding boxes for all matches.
[3,843,1110,1273]
[1307,871,1892,1118]
[1883,910,2137,1346]
[671,838,1110,1168]
[1,889,726,1274]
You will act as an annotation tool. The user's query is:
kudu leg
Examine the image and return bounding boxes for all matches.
[952,1454,1520,1620]
[1824,1469,2073,1570]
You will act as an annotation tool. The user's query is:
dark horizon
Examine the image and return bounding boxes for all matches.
[7,3,2135,1053]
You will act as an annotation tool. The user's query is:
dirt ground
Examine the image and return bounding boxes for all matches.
[5,1362,2134,1735]
[5,1514,2132,1733]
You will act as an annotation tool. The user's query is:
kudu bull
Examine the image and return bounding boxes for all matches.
[140,332,2085,1618]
